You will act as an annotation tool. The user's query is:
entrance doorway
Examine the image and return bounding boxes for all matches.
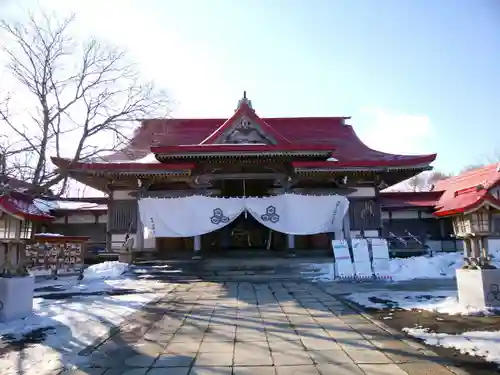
[212,179,287,253]
[210,213,287,254]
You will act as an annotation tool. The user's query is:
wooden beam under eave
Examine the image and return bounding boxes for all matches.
[198,172,288,181]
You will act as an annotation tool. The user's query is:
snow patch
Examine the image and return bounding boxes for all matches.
[0,271,167,374]
[403,327,500,365]
[83,261,129,279]
[346,290,500,316]
[33,199,59,213]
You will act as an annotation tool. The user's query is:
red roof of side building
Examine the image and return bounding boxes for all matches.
[0,191,54,221]
[379,191,443,209]
[432,163,500,216]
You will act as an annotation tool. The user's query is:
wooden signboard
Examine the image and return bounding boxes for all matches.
[26,235,89,278]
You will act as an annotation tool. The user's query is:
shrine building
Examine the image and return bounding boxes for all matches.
[50,93,437,258]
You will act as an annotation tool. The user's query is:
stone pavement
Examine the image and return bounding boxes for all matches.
[71,281,463,375]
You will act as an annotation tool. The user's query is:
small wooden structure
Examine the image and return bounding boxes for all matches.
[0,192,54,276]
[26,234,89,278]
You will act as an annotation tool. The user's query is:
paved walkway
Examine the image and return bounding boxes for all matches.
[73,281,461,375]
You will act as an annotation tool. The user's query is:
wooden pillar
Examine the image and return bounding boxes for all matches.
[343,211,351,242]
[471,237,481,258]
[439,219,446,238]
[463,238,471,258]
[135,203,144,252]
[479,237,488,259]
[135,188,145,252]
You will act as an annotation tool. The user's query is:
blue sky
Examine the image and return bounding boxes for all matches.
[4,0,500,173]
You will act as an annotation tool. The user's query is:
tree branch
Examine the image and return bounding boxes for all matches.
[0,9,170,196]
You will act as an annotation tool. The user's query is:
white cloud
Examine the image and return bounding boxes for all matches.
[354,107,435,155]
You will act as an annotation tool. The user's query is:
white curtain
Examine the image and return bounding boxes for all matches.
[245,194,349,235]
[138,194,349,238]
[138,196,245,237]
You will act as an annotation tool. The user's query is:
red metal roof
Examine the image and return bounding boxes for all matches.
[52,96,436,170]
[0,192,54,222]
[111,116,436,166]
[380,191,443,209]
[433,163,500,216]
[376,164,500,216]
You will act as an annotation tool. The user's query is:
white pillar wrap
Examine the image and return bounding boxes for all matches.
[194,235,201,252]
[287,234,295,249]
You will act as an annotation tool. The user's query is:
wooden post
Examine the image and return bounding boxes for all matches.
[463,238,471,258]
[135,196,144,253]
[470,237,480,258]
[343,211,352,243]
[479,236,489,263]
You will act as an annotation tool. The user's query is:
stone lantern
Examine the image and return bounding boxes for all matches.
[452,207,494,269]
[453,204,500,309]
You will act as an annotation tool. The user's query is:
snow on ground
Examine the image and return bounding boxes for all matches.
[403,327,500,365]
[346,290,500,316]
[0,262,169,375]
[306,249,500,282]
[345,288,500,365]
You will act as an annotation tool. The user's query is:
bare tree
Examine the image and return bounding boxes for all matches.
[0,11,170,196]
[459,150,500,173]
[427,170,451,185]
[461,163,488,173]
[405,174,425,192]
[403,170,451,192]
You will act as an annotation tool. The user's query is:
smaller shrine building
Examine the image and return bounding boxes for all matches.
[0,177,55,269]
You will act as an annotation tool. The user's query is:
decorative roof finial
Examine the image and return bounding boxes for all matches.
[236,91,253,111]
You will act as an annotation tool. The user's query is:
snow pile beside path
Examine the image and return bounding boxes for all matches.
[347,290,500,316]
[391,248,500,281]
[389,252,462,281]
[403,327,500,364]
[83,261,129,279]
[307,247,500,282]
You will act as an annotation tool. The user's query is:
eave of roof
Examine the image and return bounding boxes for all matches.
[380,191,443,208]
[33,234,90,242]
[51,157,195,171]
[292,154,437,169]
[151,144,334,160]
